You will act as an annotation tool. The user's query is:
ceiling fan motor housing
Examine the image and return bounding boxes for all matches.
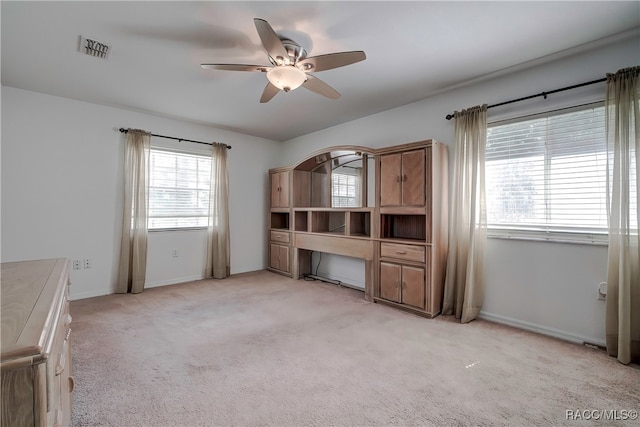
[269,39,307,66]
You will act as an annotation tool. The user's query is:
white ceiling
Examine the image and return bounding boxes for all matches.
[2,1,639,141]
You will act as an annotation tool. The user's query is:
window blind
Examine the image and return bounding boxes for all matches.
[485,103,608,242]
[148,149,212,229]
[332,172,359,207]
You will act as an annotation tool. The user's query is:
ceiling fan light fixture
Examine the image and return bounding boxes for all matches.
[266,66,307,92]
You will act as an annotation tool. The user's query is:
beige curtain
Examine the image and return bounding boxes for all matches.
[205,142,230,279]
[117,129,150,294]
[442,105,488,323]
[605,66,640,365]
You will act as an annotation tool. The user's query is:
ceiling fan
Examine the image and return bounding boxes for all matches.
[201,18,366,103]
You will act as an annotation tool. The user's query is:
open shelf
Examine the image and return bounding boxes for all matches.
[295,211,309,232]
[270,212,290,230]
[311,211,345,235]
[380,214,426,241]
[348,211,371,237]
[294,208,372,237]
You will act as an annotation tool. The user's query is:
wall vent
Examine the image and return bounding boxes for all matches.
[79,36,110,59]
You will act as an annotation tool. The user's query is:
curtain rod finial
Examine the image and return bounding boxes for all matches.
[446,114,454,120]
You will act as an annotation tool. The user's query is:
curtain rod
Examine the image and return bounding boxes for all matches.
[445,77,607,120]
[119,128,231,149]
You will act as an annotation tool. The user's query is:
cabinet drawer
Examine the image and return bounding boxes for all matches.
[380,242,425,263]
[270,230,290,243]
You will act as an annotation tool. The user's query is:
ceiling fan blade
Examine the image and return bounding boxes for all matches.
[253,18,290,64]
[302,75,341,99]
[201,64,269,72]
[298,51,366,72]
[260,82,280,103]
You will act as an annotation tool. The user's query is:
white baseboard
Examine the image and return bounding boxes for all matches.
[70,289,113,301]
[478,311,606,347]
[70,275,205,300]
[145,275,205,289]
[316,270,365,290]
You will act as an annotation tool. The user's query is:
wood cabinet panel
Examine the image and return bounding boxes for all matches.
[401,150,425,206]
[380,153,402,206]
[401,265,425,309]
[380,262,425,309]
[294,233,374,260]
[380,262,401,303]
[269,243,290,273]
[271,171,290,208]
[380,149,425,207]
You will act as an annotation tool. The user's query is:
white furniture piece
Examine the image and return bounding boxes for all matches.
[1,258,73,427]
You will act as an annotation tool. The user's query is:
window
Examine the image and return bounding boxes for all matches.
[148,149,211,229]
[485,104,608,243]
[332,172,360,207]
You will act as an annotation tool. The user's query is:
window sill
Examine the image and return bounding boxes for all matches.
[487,229,608,246]
[149,227,208,233]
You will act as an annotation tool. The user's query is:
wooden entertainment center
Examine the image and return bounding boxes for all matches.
[268,139,448,317]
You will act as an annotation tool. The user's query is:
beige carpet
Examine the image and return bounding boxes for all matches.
[70,270,639,426]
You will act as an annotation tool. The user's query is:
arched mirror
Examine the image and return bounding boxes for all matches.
[292,148,375,208]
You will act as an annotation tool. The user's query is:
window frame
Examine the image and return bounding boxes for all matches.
[147,147,212,232]
[485,102,609,245]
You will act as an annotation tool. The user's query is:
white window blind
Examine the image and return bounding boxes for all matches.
[485,103,608,243]
[332,173,360,207]
[148,149,212,229]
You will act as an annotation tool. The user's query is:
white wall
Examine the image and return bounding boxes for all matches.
[279,34,639,346]
[1,86,280,299]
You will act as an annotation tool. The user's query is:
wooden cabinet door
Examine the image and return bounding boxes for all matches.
[271,172,290,208]
[380,262,401,303]
[401,150,425,206]
[401,265,425,309]
[270,243,290,273]
[380,153,402,206]
[271,173,280,207]
[278,172,290,207]
[279,245,290,273]
[380,150,425,207]
[269,243,280,269]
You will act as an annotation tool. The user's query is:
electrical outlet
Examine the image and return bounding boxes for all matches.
[84,259,91,269]
[171,249,179,258]
[598,282,607,301]
[73,259,81,270]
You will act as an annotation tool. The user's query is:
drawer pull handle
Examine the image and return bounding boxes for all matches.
[56,353,66,375]
[56,334,70,375]
[395,250,407,254]
[69,376,75,392]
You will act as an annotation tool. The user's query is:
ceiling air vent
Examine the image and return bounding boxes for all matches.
[79,36,110,59]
